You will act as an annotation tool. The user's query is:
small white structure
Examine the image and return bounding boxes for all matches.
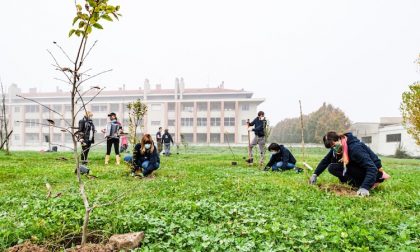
[351,117,420,157]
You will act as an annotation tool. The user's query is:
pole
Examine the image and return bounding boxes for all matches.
[247,119,251,162]
[299,100,305,162]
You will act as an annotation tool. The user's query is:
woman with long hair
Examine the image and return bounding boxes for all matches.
[309,131,390,196]
[102,112,122,165]
[129,134,160,177]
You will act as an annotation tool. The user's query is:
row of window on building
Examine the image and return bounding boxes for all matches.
[361,133,402,144]
[12,103,251,114]
[15,117,248,128]
[13,132,251,144]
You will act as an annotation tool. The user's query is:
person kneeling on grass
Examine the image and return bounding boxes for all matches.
[124,134,160,178]
[309,131,390,197]
[264,143,303,173]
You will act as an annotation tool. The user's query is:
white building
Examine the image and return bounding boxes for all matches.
[351,117,420,157]
[5,79,264,150]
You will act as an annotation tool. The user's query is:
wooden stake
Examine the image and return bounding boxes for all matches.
[299,100,305,162]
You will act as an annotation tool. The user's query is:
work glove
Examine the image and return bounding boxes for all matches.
[356,188,370,197]
[309,174,317,184]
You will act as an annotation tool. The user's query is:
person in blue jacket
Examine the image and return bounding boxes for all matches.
[309,131,390,196]
[246,111,267,165]
[264,143,303,173]
[125,134,160,177]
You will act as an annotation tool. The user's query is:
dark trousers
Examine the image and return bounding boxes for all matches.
[328,163,383,188]
[80,141,91,164]
[106,138,120,155]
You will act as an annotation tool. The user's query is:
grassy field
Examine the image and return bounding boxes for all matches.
[0,147,419,251]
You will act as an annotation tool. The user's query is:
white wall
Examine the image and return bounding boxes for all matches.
[377,125,420,157]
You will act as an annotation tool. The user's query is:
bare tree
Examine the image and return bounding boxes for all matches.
[17,0,121,245]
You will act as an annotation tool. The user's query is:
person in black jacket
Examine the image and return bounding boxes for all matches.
[128,134,160,177]
[247,111,267,165]
[78,111,96,165]
[309,131,391,197]
[162,129,174,156]
[264,143,303,173]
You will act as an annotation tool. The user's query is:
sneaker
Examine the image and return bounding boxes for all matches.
[294,167,303,173]
[246,158,254,164]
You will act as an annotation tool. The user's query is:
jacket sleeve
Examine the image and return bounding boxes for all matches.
[314,150,333,176]
[78,119,85,132]
[91,122,96,134]
[149,148,158,166]
[266,154,276,167]
[352,147,378,190]
[248,118,257,127]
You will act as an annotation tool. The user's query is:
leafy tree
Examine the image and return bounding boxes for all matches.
[127,99,148,146]
[400,82,420,145]
[269,103,351,143]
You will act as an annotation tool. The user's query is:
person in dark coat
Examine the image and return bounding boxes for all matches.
[78,111,96,165]
[264,143,303,173]
[309,131,391,196]
[126,134,160,177]
[162,129,174,156]
[246,111,267,165]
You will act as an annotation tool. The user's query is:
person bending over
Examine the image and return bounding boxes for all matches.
[264,143,303,173]
[309,131,390,197]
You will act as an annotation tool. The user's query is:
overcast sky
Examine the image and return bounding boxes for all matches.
[1,0,419,125]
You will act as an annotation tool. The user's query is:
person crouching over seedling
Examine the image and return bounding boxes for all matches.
[264,143,303,173]
[125,134,160,178]
[309,131,391,197]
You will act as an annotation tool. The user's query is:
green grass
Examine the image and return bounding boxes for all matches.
[0,148,419,251]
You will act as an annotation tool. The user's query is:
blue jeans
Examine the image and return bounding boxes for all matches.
[124,156,160,176]
[141,161,160,176]
[124,155,133,163]
[272,162,295,171]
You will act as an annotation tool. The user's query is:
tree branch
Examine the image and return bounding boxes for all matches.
[53,41,75,64]
[81,40,98,63]
[77,69,113,87]
[16,120,71,133]
[15,95,70,126]
[75,87,105,117]
[47,49,73,83]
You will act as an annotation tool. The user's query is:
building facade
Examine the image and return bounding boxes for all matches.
[5,79,264,150]
[351,117,420,157]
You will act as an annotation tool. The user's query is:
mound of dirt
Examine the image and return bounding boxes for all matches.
[7,242,48,252]
[66,244,113,252]
[319,184,355,196]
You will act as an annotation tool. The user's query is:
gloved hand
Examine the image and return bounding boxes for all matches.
[309,174,317,184]
[356,188,370,197]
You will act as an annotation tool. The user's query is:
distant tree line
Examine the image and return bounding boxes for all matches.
[269,103,351,144]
